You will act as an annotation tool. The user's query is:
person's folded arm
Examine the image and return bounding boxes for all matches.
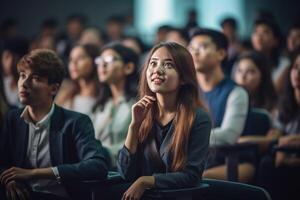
[56,115,108,181]
[210,87,249,146]
[117,145,139,181]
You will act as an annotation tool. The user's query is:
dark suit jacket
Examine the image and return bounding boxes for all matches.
[117,108,211,189]
[0,104,108,197]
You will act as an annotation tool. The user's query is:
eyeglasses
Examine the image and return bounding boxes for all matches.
[188,43,212,53]
[94,56,122,66]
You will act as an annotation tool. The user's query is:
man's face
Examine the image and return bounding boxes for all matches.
[251,24,277,52]
[287,29,300,52]
[18,67,56,106]
[188,35,223,73]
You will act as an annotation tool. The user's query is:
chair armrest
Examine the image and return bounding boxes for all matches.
[81,171,125,200]
[210,142,258,182]
[272,145,300,154]
[214,142,258,153]
[143,182,210,199]
[202,178,271,200]
[82,171,125,186]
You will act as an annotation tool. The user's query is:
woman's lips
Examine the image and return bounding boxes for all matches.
[19,91,29,97]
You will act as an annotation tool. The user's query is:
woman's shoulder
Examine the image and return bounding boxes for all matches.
[195,107,210,120]
[193,107,212,129]
[190,107,212,139]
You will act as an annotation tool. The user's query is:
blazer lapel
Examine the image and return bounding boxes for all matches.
[159,123,174,167]
[16,120,29,166]
[49,105,64,166]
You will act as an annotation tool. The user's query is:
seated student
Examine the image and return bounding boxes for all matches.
[204,51,278,183]
[233,51,277,113]
[0,49,108,200]
[1,36,29,107]
[55,44,99,116]
[165,27,189,47]
[251,17,289,93]
[233,51,280,144]
[188,28,249,181]
[258,48,300,200]
[220,17,242,76]
[117,42,211,200]
[92,43,139,167]
[0,75,9,130]
[276,22,300,94]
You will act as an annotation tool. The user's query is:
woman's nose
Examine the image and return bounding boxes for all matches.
[154,64,165,74]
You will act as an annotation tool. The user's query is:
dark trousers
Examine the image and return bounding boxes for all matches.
[0,186,69,200]
[258,154,300,200]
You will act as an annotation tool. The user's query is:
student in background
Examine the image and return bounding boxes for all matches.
[92,43,139,167]
[1,36,29,107]
[233,51,277,113]
[188,28,249,181]
[55,44,99,116]
[258,48,300,200]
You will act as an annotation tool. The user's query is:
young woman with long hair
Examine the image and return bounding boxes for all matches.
[117,42,211,200]
[258,48,300,200]
[233,51,277,112]
[92,43,139,167]
[55,44,99,116]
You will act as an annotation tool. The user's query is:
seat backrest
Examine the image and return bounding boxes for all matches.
[143,182,210,200]
[202,178,271,200]
[242,108,272,136]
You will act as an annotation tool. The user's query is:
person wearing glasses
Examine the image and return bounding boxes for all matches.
[92,42,139,168]
[55,44,99,116]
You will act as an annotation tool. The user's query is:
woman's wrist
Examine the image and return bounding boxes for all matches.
[139,176,155,189]
[129,122,141,132]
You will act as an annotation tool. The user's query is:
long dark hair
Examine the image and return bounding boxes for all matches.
[65,44,100,104]
[0,75,8,124]
[93,42,139,112]
[235,51,277,111]
[138,42,204,171]
[278,48,300,124]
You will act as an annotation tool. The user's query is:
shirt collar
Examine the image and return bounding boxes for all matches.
[21,103,55,128]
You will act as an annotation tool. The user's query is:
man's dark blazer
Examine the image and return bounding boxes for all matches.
[0,104,108,198]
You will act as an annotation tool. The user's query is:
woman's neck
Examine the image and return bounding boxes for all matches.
[109,79,126,105]
[156,91,178,125]
[294,89,300,106]
[78,79,97,97]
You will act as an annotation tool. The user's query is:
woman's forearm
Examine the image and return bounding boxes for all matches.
[124,124,140,154]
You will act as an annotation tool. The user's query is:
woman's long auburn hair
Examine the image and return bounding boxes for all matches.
[138,42,204,171]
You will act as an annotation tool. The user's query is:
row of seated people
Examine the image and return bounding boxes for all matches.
[2,15,300,108]
[1,28,300,200]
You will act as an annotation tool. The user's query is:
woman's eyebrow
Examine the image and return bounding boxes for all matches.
[150,58,174,62]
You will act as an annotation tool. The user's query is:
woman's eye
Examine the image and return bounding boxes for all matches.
[19,73,26,79]
[164,63,173,69]
[32,75,40,81]
[149,61,156,67]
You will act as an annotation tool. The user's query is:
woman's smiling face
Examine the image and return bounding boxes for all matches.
[146,47,180,94]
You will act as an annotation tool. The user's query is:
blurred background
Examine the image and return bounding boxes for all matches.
[1,0,300,45]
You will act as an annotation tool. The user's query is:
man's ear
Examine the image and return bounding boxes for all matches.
[217,49,227,62]
[51,83,60,96]
[124,62,135,75]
